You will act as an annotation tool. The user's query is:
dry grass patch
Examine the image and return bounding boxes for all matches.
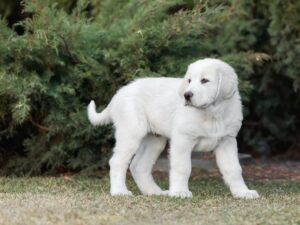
[0,176,299,225]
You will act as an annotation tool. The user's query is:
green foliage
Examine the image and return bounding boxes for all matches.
[0,0,299,174]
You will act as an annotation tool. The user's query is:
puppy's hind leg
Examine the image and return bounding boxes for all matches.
[109,128,146,196]
[130,135,168,196]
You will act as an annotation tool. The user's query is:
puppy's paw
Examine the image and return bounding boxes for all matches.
[169,190,193,198]
[233,189,259,199]
[161,190,169,196]
[111,190,133,196]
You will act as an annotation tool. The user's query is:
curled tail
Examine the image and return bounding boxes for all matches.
[87,100,112,126]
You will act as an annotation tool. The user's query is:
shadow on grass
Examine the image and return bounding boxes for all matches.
[0,176,300,199]
[156,178,300,199]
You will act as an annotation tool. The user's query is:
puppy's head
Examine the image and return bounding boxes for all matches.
[178,58,238,109]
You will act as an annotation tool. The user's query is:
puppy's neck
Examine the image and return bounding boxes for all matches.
[204,101,226,119]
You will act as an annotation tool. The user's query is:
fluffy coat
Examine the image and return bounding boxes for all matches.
[88,58,259,199]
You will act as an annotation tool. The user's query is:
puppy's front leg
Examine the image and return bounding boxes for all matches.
[169,135,195,198]
[215,137,259,199]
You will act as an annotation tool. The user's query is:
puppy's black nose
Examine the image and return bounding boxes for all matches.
[184,91,193,101]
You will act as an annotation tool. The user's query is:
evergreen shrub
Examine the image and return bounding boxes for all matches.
[0,0,299,174]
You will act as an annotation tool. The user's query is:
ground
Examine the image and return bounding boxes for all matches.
[187,159,300,182]
[0,175,299,225]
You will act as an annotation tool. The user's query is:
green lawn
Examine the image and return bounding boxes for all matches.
[0,176,299,225]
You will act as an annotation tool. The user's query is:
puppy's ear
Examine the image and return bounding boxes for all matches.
[178,78,188,97]
[217,68,238,100]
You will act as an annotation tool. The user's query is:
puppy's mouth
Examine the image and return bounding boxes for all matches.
[184,100,193,107]
[185,101,210,110]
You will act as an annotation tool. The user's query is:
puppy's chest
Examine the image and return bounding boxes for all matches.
[198,117,227,137]
[193,118,228,152]
[194,137,219,152]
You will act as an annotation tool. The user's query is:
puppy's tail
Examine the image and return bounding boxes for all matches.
[87,100,112,126]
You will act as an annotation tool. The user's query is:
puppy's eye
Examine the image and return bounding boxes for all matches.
[188,79,191,83]
[201,78,209,84]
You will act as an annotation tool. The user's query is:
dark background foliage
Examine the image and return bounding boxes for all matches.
[0,0,299,174]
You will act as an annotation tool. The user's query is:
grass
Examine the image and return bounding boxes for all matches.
[0,176,299,225]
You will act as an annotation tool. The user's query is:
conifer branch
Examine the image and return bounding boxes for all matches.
[29,117,49,132]
[58,34,80,65]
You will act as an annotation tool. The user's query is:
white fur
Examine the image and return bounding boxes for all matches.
[87,58,259,199]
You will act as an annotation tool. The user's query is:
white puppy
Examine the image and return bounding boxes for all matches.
[87,58,259,199]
